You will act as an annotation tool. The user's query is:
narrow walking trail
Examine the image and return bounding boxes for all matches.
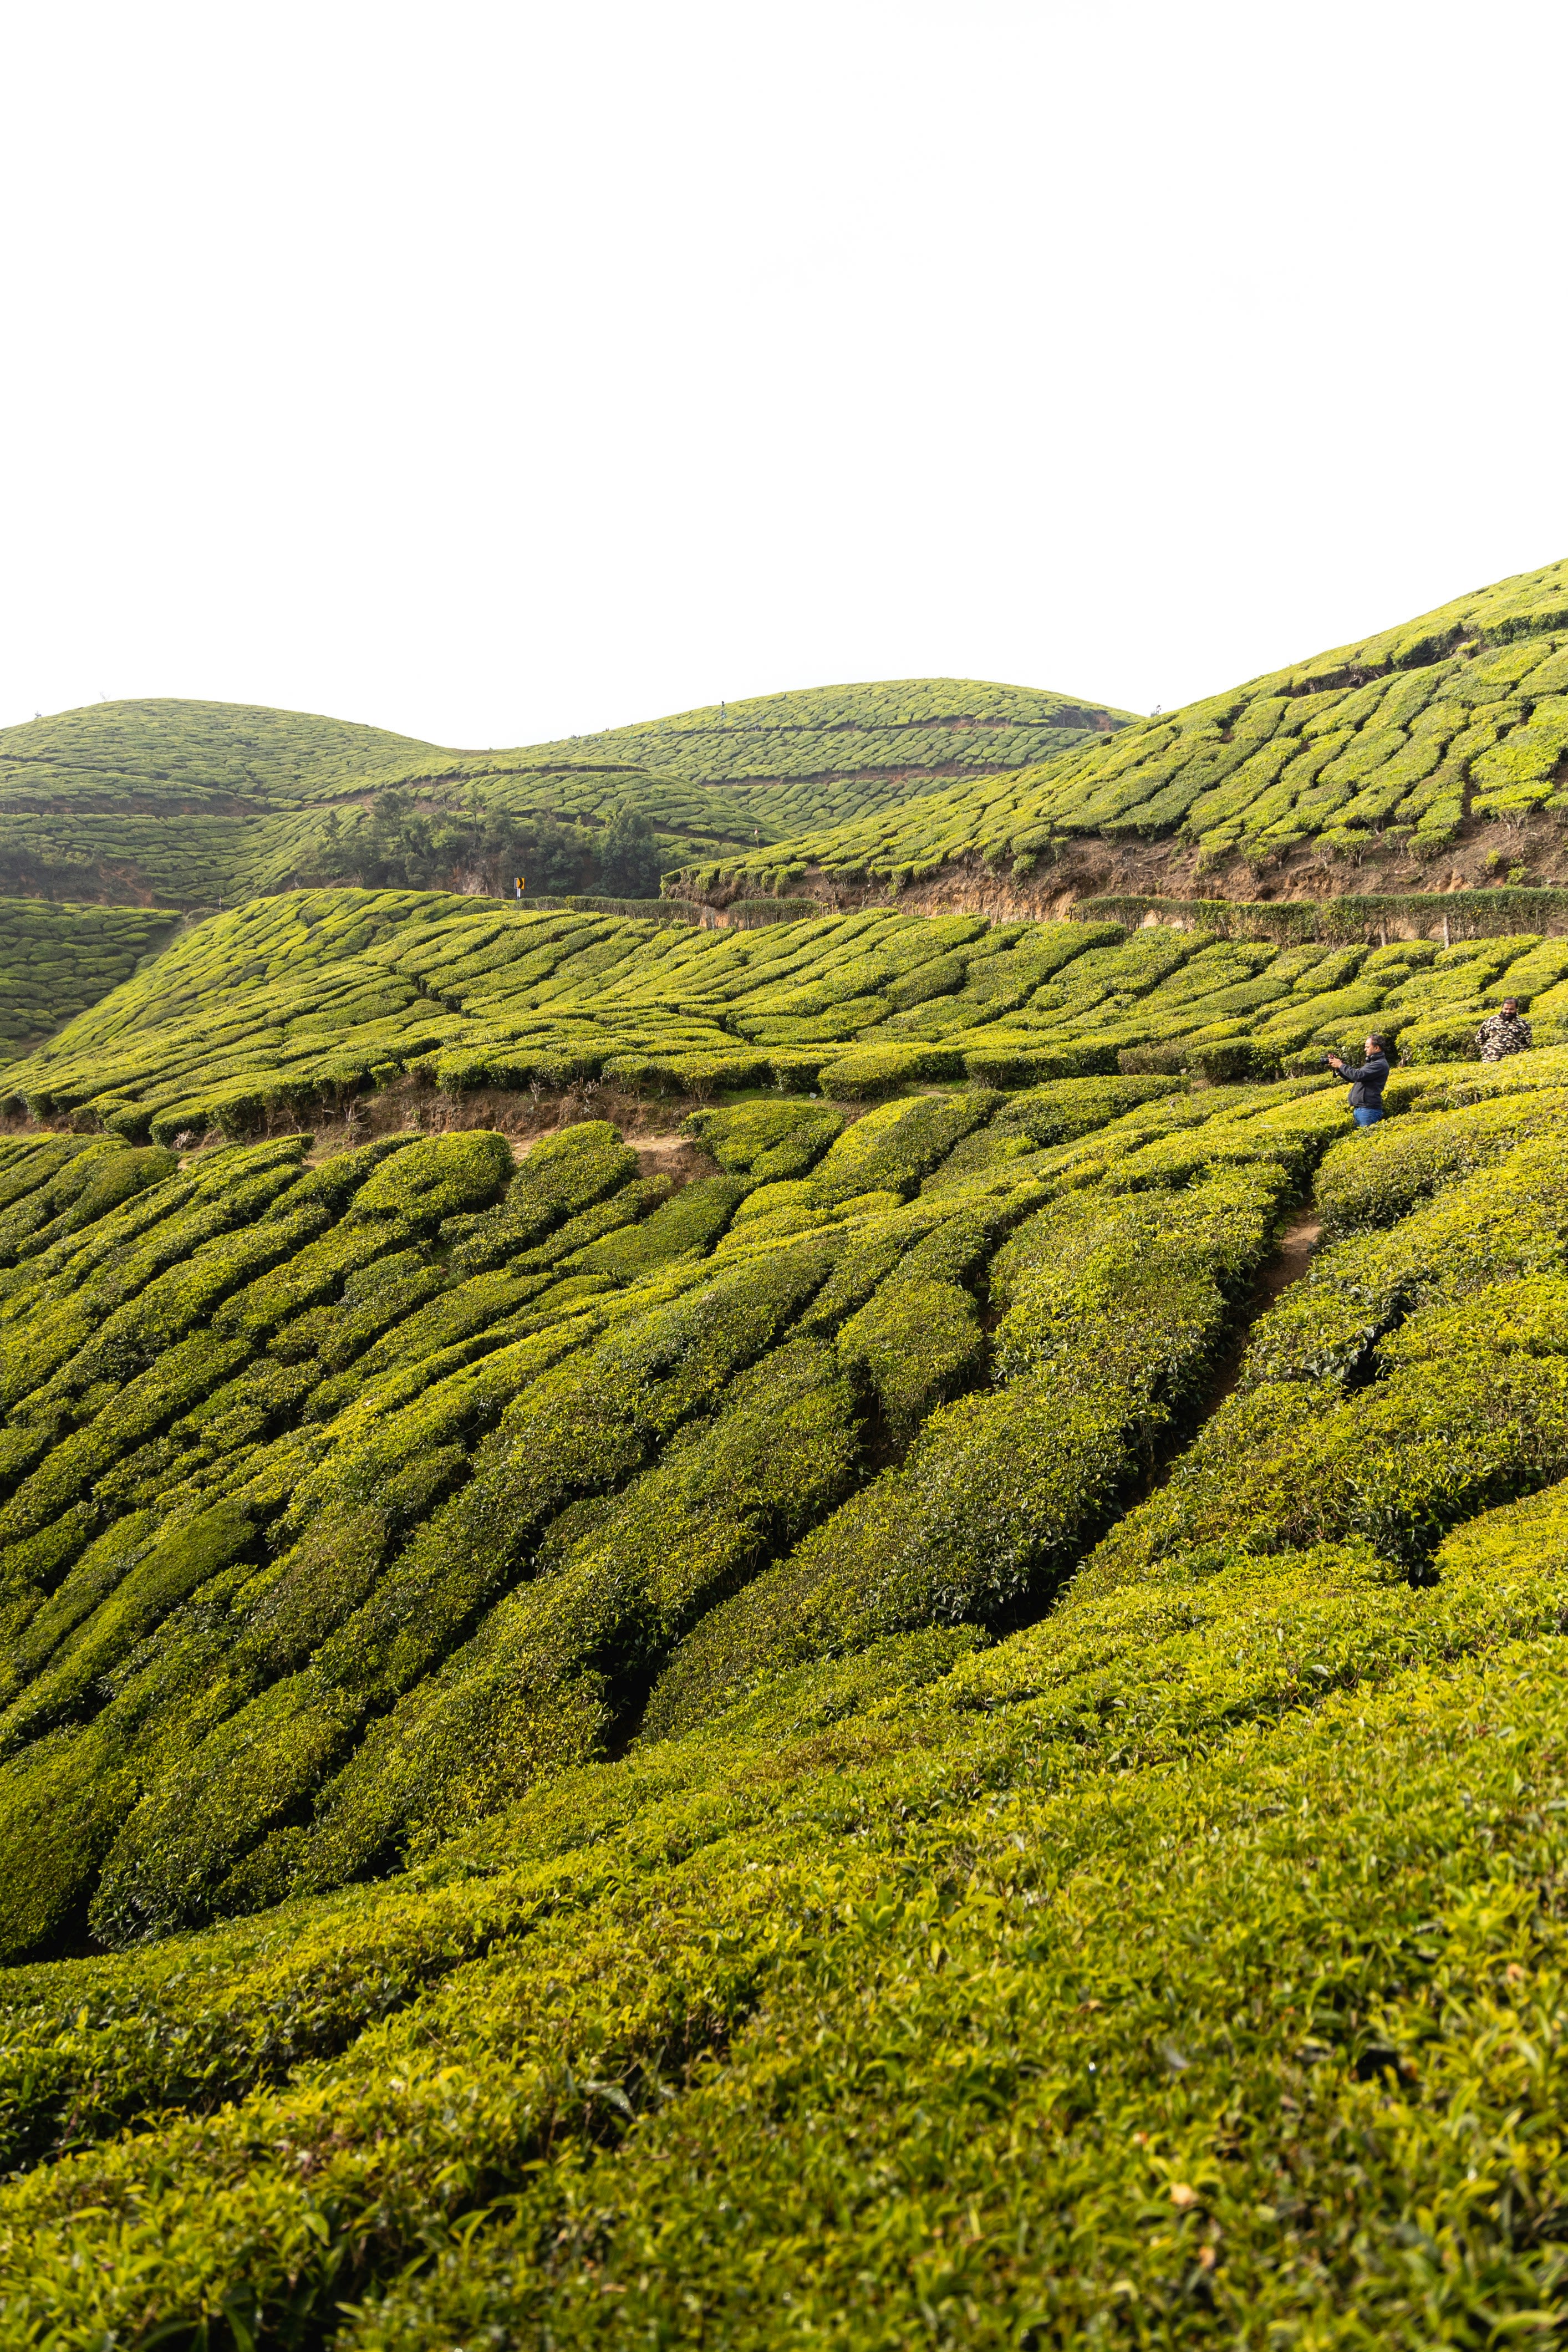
[1151,1208,1322,1491]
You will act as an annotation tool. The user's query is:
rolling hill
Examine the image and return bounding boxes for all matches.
[521,675,1134,819]
[683,557,1568,913]
[0,677,1132,913]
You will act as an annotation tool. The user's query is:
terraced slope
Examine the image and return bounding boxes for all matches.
[10,888,1568,1142]
[0,704,740,906]
[7,1035,1568,2340]
[0,699,431,802]
[0,900,179,1063]
[523,675,1135,824]
[0,701,430,905]
[685,557,1568,908]
[0,678,1131,909]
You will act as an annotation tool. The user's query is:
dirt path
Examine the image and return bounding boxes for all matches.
[1149,1208,1322,1490]
[1209,1204,1321,1406]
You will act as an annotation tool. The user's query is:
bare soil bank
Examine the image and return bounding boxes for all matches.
[698,807,1568,924]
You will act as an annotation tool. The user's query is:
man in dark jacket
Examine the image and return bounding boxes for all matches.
[1326,1034,1391,1129]
[1477,998,1533,1060]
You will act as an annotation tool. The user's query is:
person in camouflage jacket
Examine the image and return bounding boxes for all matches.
[1477,998,1534,1060]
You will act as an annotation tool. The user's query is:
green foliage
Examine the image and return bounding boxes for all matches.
[314,787,671,899]
[646,1160,1289,1733]
[816,1039,964,1095]
[13,1471,1568,2344]
[1075,886,1568,942]
[445,1121,638,1272]
[0,899,177,1058]
[810,1091,997,1203]
[1081,1128,1568,1598]
[681,1097,844,1178]
[349,1128,513,1226]
[0,1053,1342,1956]
[1315,1088,1568,1238]
[835,1275,983,1443]
[690,559,1568,889]
[14,886,1568,2341]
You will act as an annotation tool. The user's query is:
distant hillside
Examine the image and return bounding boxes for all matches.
[523,676,1134,824]
[0,701,419,907]
[683,558,1568,914]
[0,899,179,1062]
[0,677,1129,912]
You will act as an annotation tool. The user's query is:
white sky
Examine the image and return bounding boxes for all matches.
[3,0,1565,751]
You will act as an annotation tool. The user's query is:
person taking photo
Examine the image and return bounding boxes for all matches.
[1326,1033,1391,1130]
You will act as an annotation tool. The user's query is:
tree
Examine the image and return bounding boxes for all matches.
[596,803,665,898]
[307,789,672,900]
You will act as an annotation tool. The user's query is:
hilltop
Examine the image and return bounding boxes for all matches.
[521,675,1133,818]
[0,676,1131,912]
[684,557,1568,917]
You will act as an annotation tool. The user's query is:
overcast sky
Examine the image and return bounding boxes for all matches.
[3,0,1564,750]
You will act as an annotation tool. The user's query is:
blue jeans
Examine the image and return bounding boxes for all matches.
[1352,1105,1383,1128]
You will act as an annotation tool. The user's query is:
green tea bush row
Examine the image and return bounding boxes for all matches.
[9,1459,1568,2339]
[1078,1123,1568,1600]
[685,557,1568,891]
[644,1157,1294,1734]
[13,888,1568,1135]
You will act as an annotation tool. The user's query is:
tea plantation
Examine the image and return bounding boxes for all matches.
[687,554,1568,895]
[5,863,1568,2337]
[9,887,1568,1143]
[0,900,179,1063]
[11,552,1568,2341]
[0,675,1129,910]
